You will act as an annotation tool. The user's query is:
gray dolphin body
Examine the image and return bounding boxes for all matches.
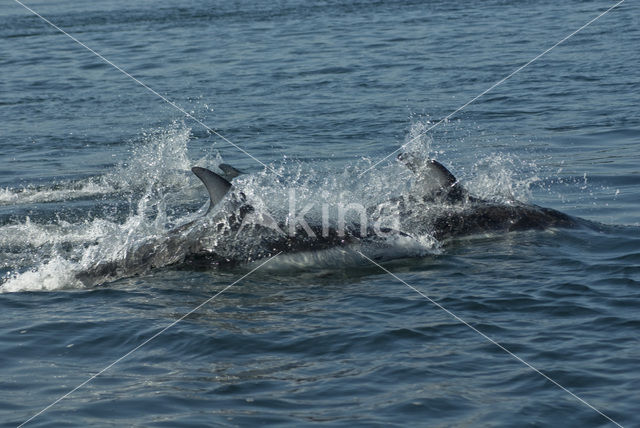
[427,201,575,241]
[75,156,578,285]
[389,153,577,241]
[75,166,377,285]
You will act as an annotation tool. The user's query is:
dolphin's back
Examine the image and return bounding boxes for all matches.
[431,202,576,240]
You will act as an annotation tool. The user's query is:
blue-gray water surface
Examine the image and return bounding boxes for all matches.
[1,0,639,426]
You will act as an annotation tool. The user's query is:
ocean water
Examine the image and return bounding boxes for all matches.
[1,0,639,426]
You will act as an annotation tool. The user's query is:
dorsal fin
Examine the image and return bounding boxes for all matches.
[397,153,467,202]
[192,167,232,213]
[218,163,244,181]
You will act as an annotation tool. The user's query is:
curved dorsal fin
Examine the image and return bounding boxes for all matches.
[424,159,458,187]
[192,167,232,213]
[397,153,467,202]
[218,163,244,181]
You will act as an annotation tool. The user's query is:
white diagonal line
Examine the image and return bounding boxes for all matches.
[13,0,281,176]
[357,251,623,428]
[358,0,625,176]
[18,252,282,428]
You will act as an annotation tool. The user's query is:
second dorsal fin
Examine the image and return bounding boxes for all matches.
[397,153,467,202]
[192,167,232,213]
[218,163,244,181]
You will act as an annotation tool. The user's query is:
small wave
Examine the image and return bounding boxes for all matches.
[1,257,83,293]
[0,180,116,206]
[252,234,440,274]
[0,121,211,208]
[0,217,121,249]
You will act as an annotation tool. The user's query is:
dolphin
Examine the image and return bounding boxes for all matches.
[74,155,578,286]
[387,152,577,241]
[74,165,390,285]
